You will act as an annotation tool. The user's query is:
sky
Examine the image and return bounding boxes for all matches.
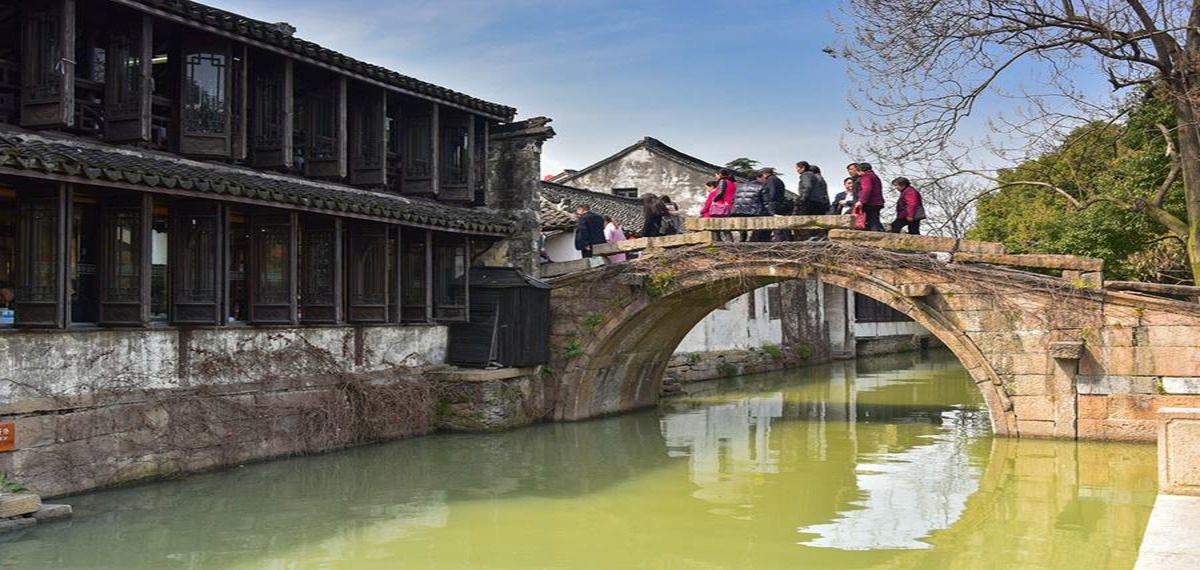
[206,0,862,183]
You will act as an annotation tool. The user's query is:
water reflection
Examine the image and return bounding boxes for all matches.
[1,350,1157,570]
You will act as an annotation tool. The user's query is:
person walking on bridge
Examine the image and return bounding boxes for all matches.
[794,162,830,215]
[852,162,885,232]
[889,177,925,235]
[574,204,606,258]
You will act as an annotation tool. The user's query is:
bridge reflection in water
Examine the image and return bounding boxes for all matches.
[2,351,1156,569]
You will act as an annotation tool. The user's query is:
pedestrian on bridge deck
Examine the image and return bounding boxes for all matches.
[603,216,628,263]
[852,162,886,232]
[574,204,606,258]
[889,177,925,235]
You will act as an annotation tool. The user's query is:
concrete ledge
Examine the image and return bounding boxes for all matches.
[541,257,605,278]
[1159,407,1200,496]
[685,215,854,231]
[954,252,1104,272]
[426,367,537,383]
[899,283,935,297]
[1135,495,1200,569]
[592,231,713,255]
[828,229,1006,254]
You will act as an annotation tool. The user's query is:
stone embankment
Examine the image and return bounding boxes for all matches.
[1135,408,1200,569]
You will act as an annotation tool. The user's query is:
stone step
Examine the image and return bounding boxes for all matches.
[592,231,713,256]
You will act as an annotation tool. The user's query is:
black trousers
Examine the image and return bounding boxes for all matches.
[864,205,885,232]
[890,217,921,235]
[580,246,593,258]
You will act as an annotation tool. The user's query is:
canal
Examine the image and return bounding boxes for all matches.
[0,350,1156,569]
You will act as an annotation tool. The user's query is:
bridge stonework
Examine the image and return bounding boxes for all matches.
[546,242,1200,441]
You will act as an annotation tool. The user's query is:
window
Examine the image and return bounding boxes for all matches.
[309,86,337,161]
[853,292,912,323]
[433,234,468,322]
[18,190,64,327]
[69,196,100,324]
[747,289,757,320]
[347,222,388,323]
[404,113,432,180]
[183,52,227,134]
[21,0,74,129]
[441,123,468,187]
[104,16,152,144]
[99,200,147,326]
[350,89,386,186]
[401,228,429,322]
[171,204,223,325]
[0,187,16,326]
[299,217,340,323]
[250,59,291,168]
[226,210,247,322]
[768,287,782,321]
[249,214,295,324]
[613,188,638,198]
[150,201,169,322]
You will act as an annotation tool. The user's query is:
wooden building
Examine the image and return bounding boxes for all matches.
[0,0,521,329]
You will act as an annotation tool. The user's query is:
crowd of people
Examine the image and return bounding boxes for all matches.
[573,161,926,259]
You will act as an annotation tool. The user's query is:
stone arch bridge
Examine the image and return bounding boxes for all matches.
[545,235,1200,441]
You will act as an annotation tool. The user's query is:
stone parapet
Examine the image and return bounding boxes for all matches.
[1159,407,1200,496]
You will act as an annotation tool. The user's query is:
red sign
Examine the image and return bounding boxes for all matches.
[0,423,13,452]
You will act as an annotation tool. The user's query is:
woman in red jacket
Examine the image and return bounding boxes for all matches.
[890,177,925,235]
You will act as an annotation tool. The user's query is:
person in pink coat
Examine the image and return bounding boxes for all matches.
[603,216,628,263]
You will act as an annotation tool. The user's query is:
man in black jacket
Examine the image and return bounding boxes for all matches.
[754,168,790,241]
[574,205,606,258]
[794,161,830,215]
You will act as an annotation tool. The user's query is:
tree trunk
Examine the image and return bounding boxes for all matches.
[1170,95,1200,284]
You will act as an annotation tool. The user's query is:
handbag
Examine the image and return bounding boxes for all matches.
[913,203,927,221]
[852,203,867,230]
[709,200,731,217]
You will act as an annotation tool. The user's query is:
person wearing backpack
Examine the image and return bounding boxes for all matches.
[794,162,830,215]
[889,177,925,235]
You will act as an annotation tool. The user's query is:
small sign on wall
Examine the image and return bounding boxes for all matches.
[0,423,13,452]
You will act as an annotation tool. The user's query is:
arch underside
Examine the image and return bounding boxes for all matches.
[555,257,1016,437]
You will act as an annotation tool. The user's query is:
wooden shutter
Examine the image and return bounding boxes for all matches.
[439,111,472,201]
[401,102,434,194]
[178,36,233,158]
[400,227,430,322]
[20,0,75,129]
[305,76,346,179]
[98,195,151,326]
[170,202,224,325]
[250,58,293,169]
[349,87,387,186]
[103,14,152,143]
[15,186,66,328]
[347,221,388,323]
[300,216,341,324]
[248,211,297,324]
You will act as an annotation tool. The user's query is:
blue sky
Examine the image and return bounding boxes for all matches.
[210,0,862,182]
[209,0,1115,188]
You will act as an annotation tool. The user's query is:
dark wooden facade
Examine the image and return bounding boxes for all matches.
[0,0,514,330]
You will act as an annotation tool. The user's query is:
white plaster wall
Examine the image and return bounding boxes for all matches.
[0,325,449,402]
[544,233,580,263]
[675,287,783,353]
[566,147,714,217]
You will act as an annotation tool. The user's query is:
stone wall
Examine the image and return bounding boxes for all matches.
[0,325,551,497]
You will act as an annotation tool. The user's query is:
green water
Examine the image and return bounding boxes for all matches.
[0,350,1156,569]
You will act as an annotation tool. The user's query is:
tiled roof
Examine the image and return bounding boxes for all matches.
[539,197,577,232]
[540,181,644,232]
[556,137,746,185]
[0,127,514,235]
[119,0,515,120]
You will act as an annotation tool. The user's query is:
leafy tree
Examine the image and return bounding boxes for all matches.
[724,158,760,179]
[841,0,1200,284]
[968,92,1190,282]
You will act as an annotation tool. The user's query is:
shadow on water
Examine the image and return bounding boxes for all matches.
[0,349,1159,569]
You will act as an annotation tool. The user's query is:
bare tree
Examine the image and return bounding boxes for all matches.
[839,0,1200,283]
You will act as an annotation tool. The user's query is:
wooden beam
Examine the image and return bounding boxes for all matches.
[828,229,1006,255]
[592,231,714,256]
[1106,281,1200,297]
[686,215,854,231]
[952,252,1103,272]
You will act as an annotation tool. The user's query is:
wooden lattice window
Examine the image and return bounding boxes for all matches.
[433,233,468,322]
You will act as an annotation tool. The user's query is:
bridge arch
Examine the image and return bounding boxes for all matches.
[551,252,1016,436]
